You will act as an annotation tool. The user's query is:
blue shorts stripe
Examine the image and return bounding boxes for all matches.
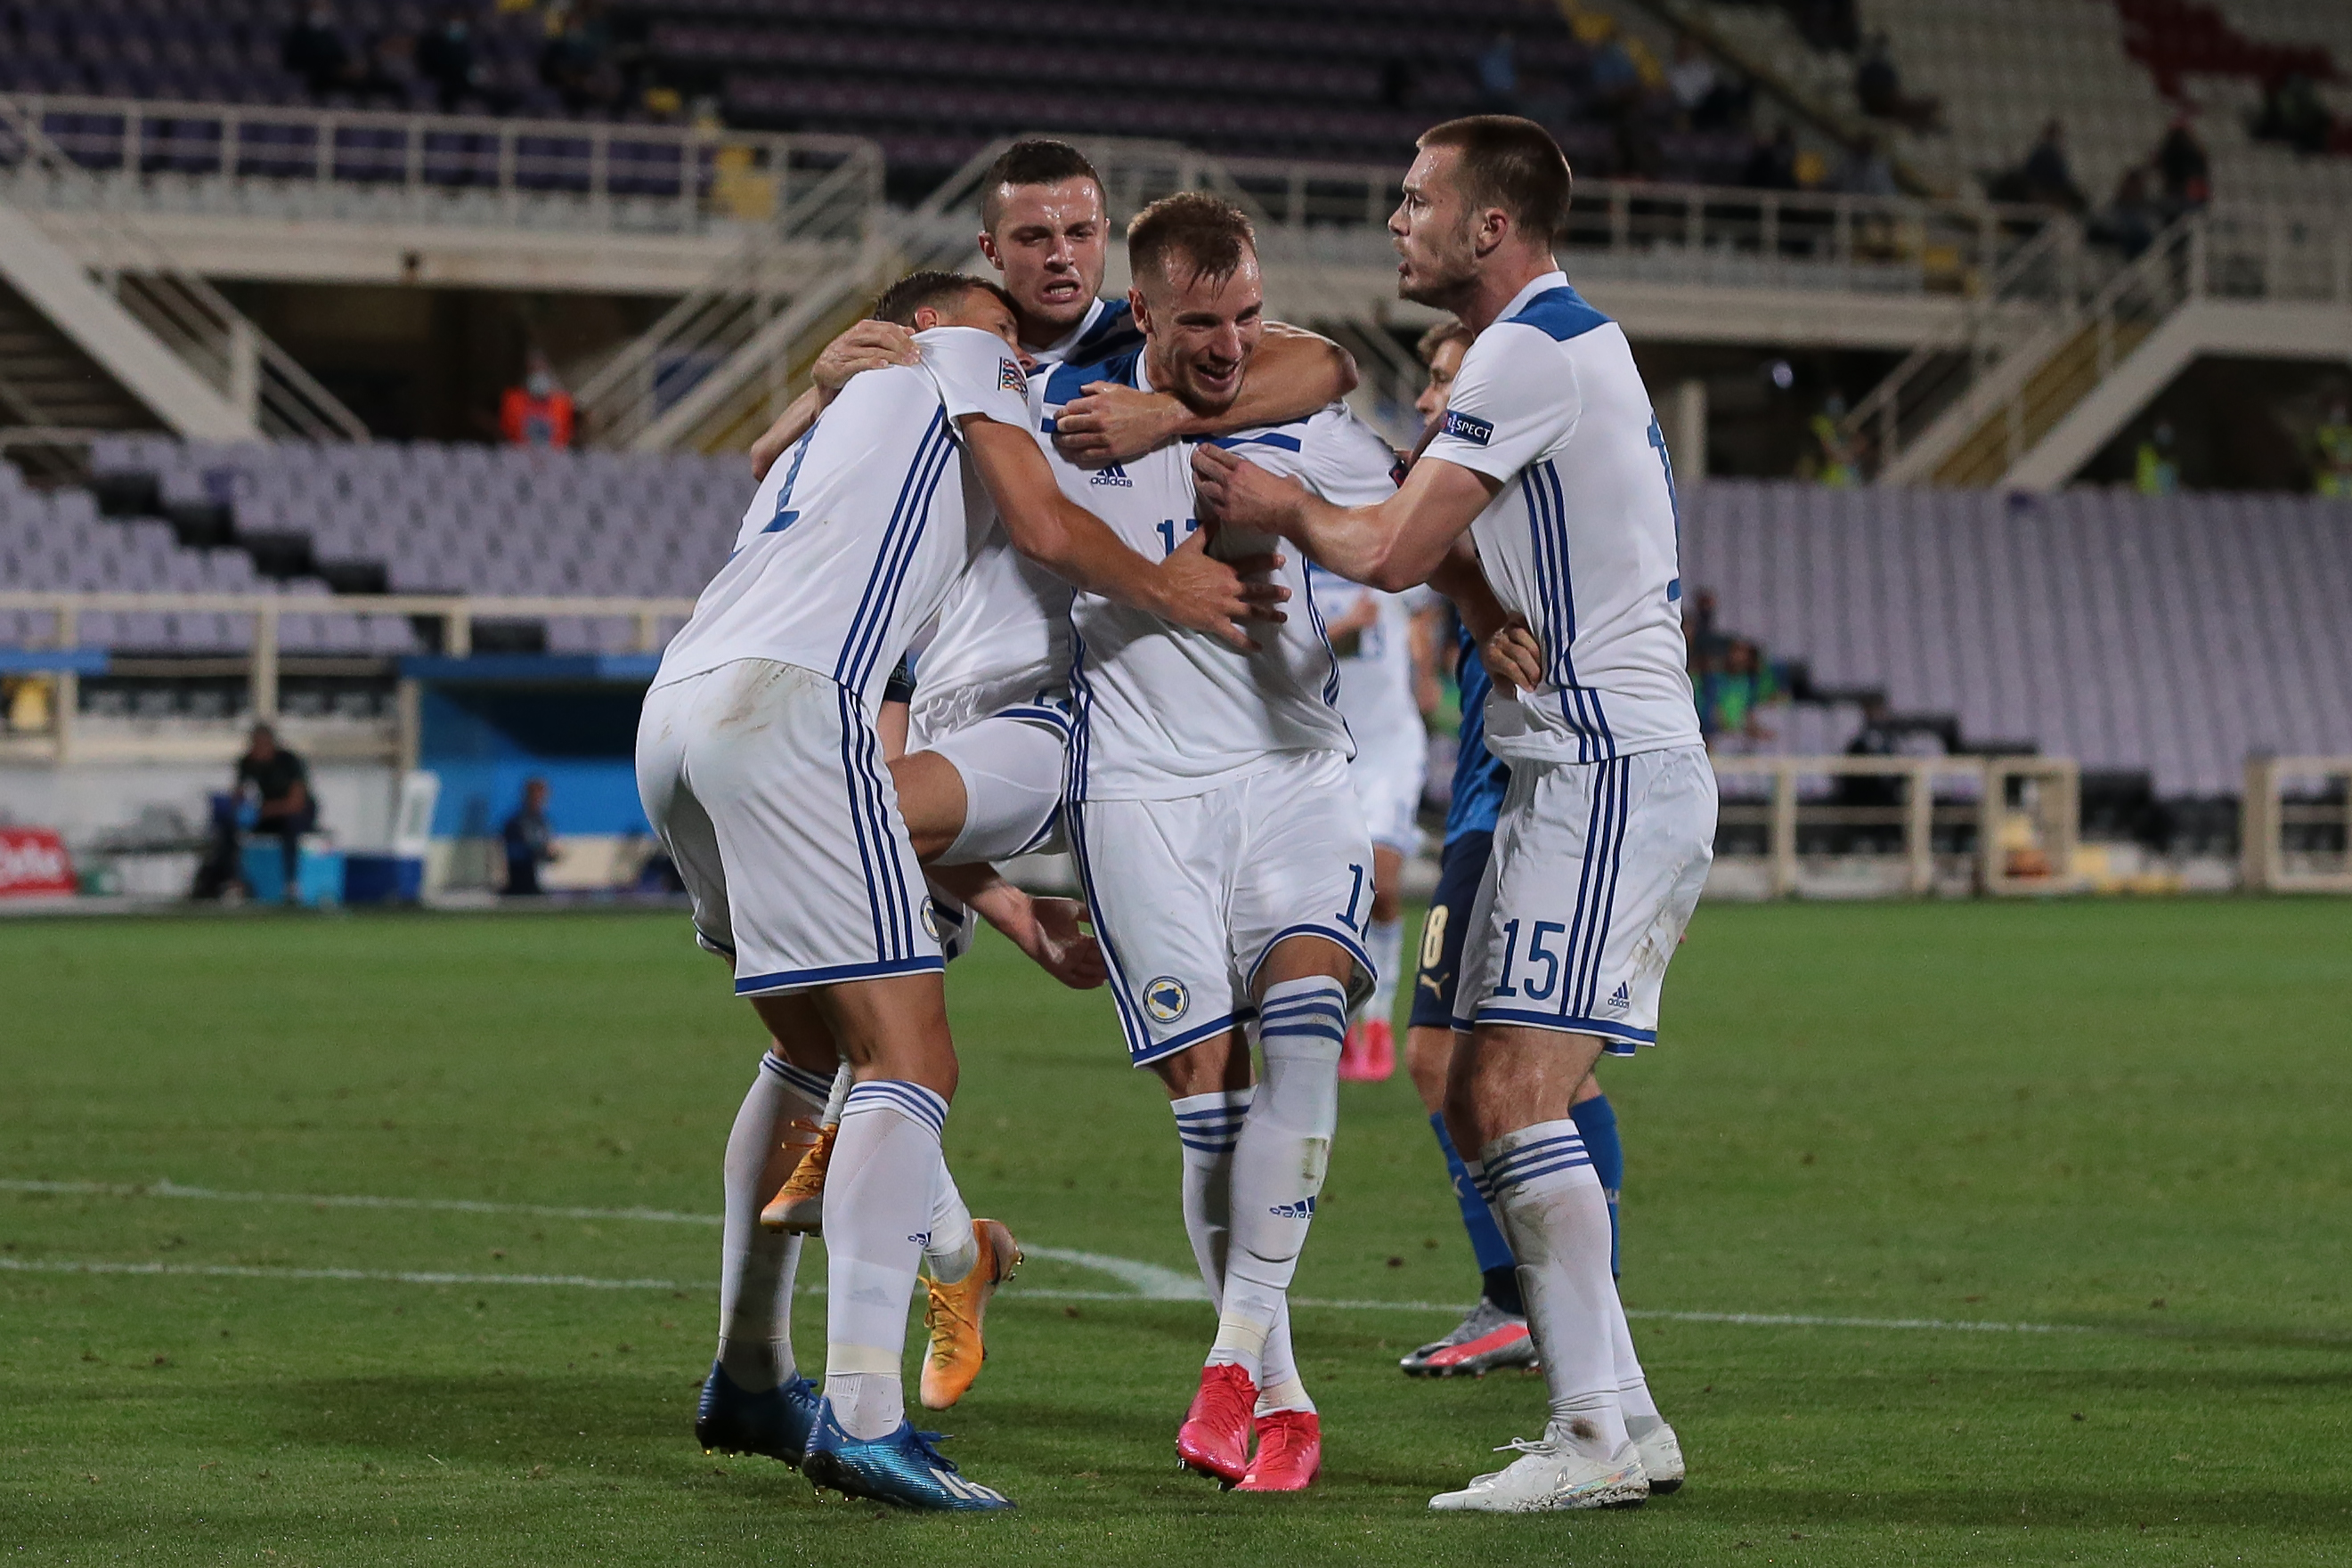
[733,955,944,995]
[1243,922,1375,999]
[1128,1011,1245,1068]
[1468,1006,1659,1045]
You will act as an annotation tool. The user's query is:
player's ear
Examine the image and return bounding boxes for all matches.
[912,306,940,333]
[1127,286,1152,337]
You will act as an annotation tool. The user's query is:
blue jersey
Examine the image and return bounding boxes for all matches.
[1445,622,1510,841]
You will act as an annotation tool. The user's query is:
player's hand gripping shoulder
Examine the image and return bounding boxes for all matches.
[960,416,1288,653]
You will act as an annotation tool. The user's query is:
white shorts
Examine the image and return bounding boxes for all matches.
[1347,725,1428,856]
[1070,750,1376,1067]
[910,696,1070,865]
[1453,743,1716,1047]
[637,659,941,995]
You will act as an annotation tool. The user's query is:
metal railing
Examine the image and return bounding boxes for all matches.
[0,93,884,241]
[0,98,369,442]
[2242,756,2352,894]
[1710,753,2081,898]
[0,590,695,752]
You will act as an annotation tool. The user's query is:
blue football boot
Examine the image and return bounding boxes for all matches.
[695,1361,822,1466]
[801,1400,1014,1511]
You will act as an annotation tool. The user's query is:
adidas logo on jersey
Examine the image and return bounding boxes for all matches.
[1604,981,1632,1012]
[1089,463,1133,488]
[1268,1198,1316,1220]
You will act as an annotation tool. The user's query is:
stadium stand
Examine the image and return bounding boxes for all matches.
[0,0,621,120]
[630,0,1770,185]
[0,456,418,655]
[1672,0,2352,214]
[1680,479,2352,800]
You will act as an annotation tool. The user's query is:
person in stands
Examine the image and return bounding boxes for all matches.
[501,352,575,449]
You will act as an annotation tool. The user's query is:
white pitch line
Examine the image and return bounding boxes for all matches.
[4,1178,2104,1335]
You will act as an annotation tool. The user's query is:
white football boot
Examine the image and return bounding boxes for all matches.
[1428,1434,1649,1513]
[1629,1417,1684,1494]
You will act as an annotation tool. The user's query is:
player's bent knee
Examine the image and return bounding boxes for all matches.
[887,750,969,865]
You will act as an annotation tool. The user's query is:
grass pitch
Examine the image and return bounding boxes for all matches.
[2,898,2348,1565]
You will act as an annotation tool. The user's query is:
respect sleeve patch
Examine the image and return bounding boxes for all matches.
[1440,410,1493,446]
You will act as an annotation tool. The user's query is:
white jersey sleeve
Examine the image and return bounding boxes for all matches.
[1422,321,1580,484]
[917,326,1033,427]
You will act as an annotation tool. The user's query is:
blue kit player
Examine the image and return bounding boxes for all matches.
[1196,116,1713,1513]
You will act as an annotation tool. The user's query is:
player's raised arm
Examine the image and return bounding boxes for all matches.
[962,417,1287,653]
[1052,322,1356,467]
[1195,443,1496,594]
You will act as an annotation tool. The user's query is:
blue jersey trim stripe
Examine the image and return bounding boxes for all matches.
[1204,430,1305,452]
[833,409,955,692]
[735,955,944,995]
[1507,284,1614,342]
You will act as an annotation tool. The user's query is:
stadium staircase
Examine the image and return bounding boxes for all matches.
[0,99,366,443]
[1843,205,2352,488]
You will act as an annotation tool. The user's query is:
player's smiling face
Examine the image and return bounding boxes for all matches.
[1132,250,1265,418]
[979,178,1109,346]
[1391,146,1481,309]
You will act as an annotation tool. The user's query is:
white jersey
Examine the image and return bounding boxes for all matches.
[1421,271,1701,765]
[655,326,1032,710]
[1042,343,1398,800]
[1308,566,1427,757]
[912,298,1146,717]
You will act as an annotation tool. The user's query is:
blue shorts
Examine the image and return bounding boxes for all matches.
[1408,830,1491,1032]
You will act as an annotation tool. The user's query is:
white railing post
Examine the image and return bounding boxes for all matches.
[1906,758,1935,895]
[1769,761,1798,898]
[250,599,279,720]
[228,319,258,420]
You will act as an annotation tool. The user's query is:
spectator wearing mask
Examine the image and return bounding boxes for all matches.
[502,777,559,896]
[501,353,574,449]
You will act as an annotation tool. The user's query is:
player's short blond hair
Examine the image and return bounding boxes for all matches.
[1417,320,1475,366]
[1127,193,1257,293]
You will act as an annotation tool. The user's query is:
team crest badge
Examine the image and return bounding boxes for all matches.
[921,902,941,941]
[1143,976,1190,1024]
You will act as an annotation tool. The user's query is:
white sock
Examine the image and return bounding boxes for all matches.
[1174,1089,1315,1415]
[1209,977,1345,1386]
[1171,1088,1249,1302]
[822,1079,949,1441]
[821,1062,852,1125]
[1485,1119,1628,1458]
[1361,917,1403,1025]
[1610,1285,1664,1434]
[716,1053,828,1392]
[925,1166,979,1286]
